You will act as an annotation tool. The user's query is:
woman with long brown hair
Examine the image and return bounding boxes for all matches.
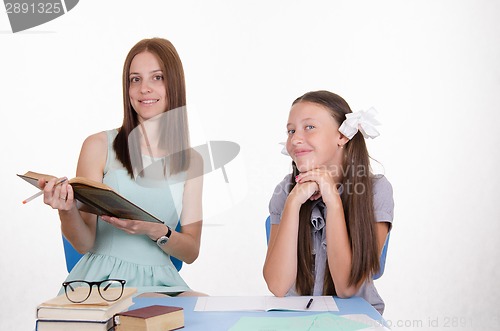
[40,38,204,296]
[263,90,394,314]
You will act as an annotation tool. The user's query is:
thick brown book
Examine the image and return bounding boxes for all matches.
[18,171,162,223]
[114,305,184,331]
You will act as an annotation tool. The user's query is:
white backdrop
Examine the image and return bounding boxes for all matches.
[1,1,499,330]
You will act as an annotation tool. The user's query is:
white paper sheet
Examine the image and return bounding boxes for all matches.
[194,296,339,312]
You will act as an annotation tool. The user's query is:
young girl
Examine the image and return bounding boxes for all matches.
[40,38,204,296]
[263,90,394,314]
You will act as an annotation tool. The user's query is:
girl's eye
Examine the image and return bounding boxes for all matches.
[305,125,315,130]
[154,75,163,81]
[130,76,140,83]
[287,129,295,135]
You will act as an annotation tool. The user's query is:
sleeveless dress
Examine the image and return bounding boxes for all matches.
[62,129,191,294]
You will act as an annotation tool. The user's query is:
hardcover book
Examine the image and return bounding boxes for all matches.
[36,318,114,331]
[114,305,184,331]
[18,171,163,223]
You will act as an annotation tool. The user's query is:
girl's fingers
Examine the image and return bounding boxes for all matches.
[310,191,322,200]
[292,181,319,202]
[296,170,337,200]
[296,174,321,186]
[296,169,322,181]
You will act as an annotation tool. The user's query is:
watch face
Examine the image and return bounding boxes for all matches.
[158,237,169,246]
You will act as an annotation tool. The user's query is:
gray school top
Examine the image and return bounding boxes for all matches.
[268,174,394,315]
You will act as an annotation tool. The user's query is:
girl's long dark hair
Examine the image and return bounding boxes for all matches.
[114,38,190,178]
[291,90,379,295]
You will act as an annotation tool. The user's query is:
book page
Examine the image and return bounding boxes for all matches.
[17,172,57,188]
[194,296,265,311]
[265,296,338,312]
[194,296,338,312]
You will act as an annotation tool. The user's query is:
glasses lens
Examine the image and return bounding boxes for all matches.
[98,280,124,302]
[64,281,91,303]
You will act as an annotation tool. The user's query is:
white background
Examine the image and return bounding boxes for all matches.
[1,1,499,330]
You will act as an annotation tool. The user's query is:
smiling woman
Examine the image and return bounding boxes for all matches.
[128,52,168,122]
[38,38,205,296]
[117,38,191,178]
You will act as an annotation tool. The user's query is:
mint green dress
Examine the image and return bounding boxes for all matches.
[63,129,191,294]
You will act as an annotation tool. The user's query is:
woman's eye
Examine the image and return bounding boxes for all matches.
[305,125,315,130]
[154,75,164,81]
[287,129,295,135]
[130,76,140,83]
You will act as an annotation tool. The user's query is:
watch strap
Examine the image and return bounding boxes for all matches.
[152,226,172,242]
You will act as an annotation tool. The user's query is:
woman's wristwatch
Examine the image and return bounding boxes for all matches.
[153,226,172,247]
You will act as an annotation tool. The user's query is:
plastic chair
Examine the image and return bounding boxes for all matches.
[265,216,271,244]
[373,232,390,280]
[265,215,389,279]
[62,221,183,273]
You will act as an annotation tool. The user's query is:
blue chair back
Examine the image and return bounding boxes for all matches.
[265,215,389,279]
[62,236,83,273]
[373,232,390,280]
[265,216,271,244]
[63,222,183,273]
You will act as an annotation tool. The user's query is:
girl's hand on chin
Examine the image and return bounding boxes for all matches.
[295,169,341,205]
[289,180,319,204]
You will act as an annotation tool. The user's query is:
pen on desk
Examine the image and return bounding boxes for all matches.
[22,177,68,204]
[306,298,313,309]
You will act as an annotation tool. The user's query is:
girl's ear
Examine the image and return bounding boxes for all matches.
[337,132,349,148]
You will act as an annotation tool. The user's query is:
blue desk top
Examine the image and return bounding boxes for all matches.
[130,296,385,330]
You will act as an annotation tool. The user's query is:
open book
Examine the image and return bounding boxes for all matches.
[194,296,338,312]
[18,171,162,223]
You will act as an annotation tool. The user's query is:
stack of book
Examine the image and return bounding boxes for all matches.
[35,288,136,331]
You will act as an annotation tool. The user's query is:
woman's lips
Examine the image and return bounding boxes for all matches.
[140,99,159,104]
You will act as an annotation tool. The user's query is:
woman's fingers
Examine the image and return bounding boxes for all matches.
[42,177,58,204]
[42,177,74,210]
[101,216,141,235]
[66,184,74,202]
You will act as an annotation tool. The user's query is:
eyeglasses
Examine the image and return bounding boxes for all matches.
[62,279,126,303]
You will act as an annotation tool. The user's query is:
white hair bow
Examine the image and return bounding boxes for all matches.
[338,107,380,140]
